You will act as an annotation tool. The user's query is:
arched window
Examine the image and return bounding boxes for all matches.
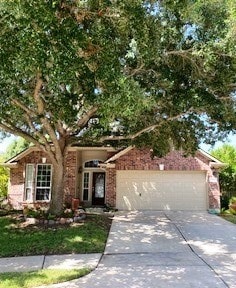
[84,160,102,168]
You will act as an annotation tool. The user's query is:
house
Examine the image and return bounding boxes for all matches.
[1,146,225,213]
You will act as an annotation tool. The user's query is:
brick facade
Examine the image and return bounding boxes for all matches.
[109,148,220,211]
[64,151,77,204]
[8,150,77,209]
[105,168,116,207]
[7,147,221,211]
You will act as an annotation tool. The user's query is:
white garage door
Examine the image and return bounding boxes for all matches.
[116,171,207,210]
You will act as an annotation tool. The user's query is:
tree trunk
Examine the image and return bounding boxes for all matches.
[49,161,65,215]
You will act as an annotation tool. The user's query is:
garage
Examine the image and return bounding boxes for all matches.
[116,171,207,211]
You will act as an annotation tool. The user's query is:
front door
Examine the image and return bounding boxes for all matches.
[92,172,105,206]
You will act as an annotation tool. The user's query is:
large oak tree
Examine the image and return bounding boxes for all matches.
[0,0,235,214]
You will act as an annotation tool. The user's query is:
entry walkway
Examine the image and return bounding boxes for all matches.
[0,253,102,273]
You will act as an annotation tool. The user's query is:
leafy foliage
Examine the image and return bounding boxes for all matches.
[0,0,235,152]
[4,137,30,160]
[0,156,8,198]
[0,0,235,212]
[211,144,236,208]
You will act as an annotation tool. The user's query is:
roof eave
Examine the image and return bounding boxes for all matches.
[198,149,225,164]
[209,162,227,169]
[105,146,134,163]
[0,162,19,168]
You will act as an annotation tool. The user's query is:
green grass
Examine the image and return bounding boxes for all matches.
[220,214,236,224]
[0,268,90,288]
[0,214,112,257]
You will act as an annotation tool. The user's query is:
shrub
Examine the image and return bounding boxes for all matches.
[229,197,236,215]
[0,166,9,198]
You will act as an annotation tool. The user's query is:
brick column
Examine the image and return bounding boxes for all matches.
[105,168,116,207]
[208,172,221,213]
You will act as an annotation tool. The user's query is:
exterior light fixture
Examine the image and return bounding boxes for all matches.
[159,164,164,171]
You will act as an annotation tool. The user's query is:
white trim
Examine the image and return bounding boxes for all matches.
[35,164,52,202]
[5,146,117,164]
[198,149,225,164]
[6,147,39,163]
[24,164,35,202]
[82,171,90,201]
[105,146,134,163]
[209,162,227,169]
[0,162,19,168]
[99,163,116,169]
[83,159,104,169]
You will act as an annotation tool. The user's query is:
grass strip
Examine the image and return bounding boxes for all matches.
[0,268,90,288]
[220,214,236,224]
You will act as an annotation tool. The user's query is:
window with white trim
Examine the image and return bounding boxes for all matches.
[25,164,34,201]
[84,160,102,168]
[36,164,52,201]
[83,172,89,201]
[25,164,52,202]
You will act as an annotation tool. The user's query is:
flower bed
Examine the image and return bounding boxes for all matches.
[23,207,87,225]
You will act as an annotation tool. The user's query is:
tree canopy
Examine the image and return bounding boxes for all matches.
[212,144,236,172]
[0,0,236,213]
[4,137,30,160]
[0,0,235,157]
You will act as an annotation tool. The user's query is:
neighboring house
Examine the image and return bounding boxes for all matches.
[1,146,225,212]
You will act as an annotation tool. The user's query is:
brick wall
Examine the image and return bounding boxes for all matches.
[8,150,77,209]
[8,151,50,209]
[105,168,116,207]
[64,151,77,204]
[113,148,220,211]
[8,165,24,209]
[8,147,221,211]
[116,149,210,171]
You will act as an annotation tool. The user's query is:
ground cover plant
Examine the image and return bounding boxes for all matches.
[0,213,112,257]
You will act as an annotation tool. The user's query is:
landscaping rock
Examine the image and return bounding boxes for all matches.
[60,218,66,224]
[26,218,39,225]
[66,218,73,224]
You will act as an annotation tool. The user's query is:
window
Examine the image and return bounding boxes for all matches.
[25,164,34,201]
[83,172,89,201]
[36,164,52,201]
[84,160,102,168]
[24,164,52,202]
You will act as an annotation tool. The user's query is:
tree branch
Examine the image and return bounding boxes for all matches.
[23,114,53,151]
[164,49,205,78]
[0,122,43,149]
[33,73,44,114]
[77,106,98,128]
[32,74,63,160]
[11,99,36,116]
[99,109,194,142]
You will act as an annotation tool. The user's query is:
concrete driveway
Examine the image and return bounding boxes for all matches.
[48,211,236,288]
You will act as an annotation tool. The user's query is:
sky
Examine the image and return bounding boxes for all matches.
[200,133,236,152]
[0,135,16,154]
[0,133,235,154]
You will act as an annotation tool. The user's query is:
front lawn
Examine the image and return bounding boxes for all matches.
[0,213,112,257]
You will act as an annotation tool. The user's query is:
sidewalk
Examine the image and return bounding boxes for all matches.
[0,253,102,273]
